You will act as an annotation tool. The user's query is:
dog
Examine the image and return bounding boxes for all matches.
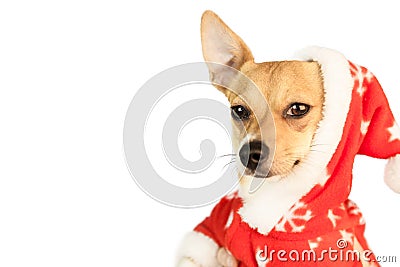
[176,10,400,267]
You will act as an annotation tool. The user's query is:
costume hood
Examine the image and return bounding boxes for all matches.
[238,46,400,235]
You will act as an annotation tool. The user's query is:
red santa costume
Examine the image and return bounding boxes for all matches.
[177,47,400,267]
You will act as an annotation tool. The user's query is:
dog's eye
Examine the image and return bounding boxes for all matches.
[286,103,310,118]
[231,105,250,120]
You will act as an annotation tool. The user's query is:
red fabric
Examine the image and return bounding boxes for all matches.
[193,62,400,266]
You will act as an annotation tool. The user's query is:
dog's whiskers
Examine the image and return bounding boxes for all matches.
[309,149,331,154]
[311,143,335,147]
[222,158,236,170]
[217,153,236,159]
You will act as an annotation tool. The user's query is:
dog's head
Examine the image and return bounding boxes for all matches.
[201,11,324,179]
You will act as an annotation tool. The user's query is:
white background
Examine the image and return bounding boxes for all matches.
[1,0,399,266]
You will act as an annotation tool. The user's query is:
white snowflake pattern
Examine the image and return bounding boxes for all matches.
[327,209,341,228]
[308,237,323,250]
[346,200,365,225]
[338,202,346,211]
[350,64,372,97]
[387,122,400,142]
[274,201,313,233]
[364,70,374,83]
[346,200,360,215]
[339,229,354,246]
[360,120,370,136]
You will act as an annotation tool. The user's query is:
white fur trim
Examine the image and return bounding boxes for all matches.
[177,258,200,267]
[238,47,354,235]
[384,154,400,193]
[176,231,221,267]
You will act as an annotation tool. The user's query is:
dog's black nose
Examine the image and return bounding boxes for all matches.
[239,141,269,171]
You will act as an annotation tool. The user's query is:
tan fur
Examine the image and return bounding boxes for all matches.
[201,10,324,178]
[199,10,368,266]
[234,61,324,177]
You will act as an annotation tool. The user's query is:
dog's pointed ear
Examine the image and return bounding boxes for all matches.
[201,10,253,87]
